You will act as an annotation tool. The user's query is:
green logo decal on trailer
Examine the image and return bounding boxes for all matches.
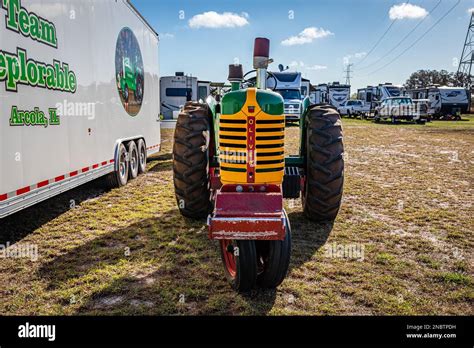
[0,0,77,94]
[115,27,145,117]
[2,0,58,48]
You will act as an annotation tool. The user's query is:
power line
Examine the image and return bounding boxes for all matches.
[357,0,442,71]
[367,0,461,76]
[356,0,407,66]
[357,20,398,66]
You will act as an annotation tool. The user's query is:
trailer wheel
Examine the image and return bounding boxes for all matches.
[106,143,129,188]
[137,139,147,174]
[173,102,212,219]
[256,212,292,288]
[135,76,143,102]
[303,105,344,222]
[123,85,129,103]
[128,141,139,179]
[220,240,257,293]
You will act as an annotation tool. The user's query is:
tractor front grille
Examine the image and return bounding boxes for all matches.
[219,113,285,184]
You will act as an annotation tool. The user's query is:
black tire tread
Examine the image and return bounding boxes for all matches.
[172,101,212,219]
[303,105,344,222]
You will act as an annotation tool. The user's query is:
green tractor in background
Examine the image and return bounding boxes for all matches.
[172,38,344,292]
[119,56,143,103]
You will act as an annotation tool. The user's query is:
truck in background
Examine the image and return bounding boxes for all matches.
[1,0,160,218]
[337,100,370,118]
[160,73,211,119]
[267,72,304,122]
[404,86,470,120]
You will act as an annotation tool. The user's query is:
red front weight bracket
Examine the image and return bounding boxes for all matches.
[208,184,286,241]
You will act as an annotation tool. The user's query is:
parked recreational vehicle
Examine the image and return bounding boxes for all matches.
[357,83,402,111]
[1,0,160,218]
[404,86,469,119]
[328,83,351,108]
[301,78,311,98]
[315,83,351,108]
[160,73,210,119]
[267,72,303,121]
[314,84,329,104]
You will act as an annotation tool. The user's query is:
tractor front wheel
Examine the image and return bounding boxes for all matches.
[173,102,212,219]
[220,240,258,292]
[303,105,344,222]
[256,212,292,288]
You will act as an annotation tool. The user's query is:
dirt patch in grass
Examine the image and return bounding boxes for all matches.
[0,119,472,315]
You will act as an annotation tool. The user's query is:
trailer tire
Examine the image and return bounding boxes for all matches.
[128,141,139,179]
[303,105,344,222]
[137,139,147,174]
[220,240,258,293]
[256,212,292,288]
[173,102,211,219]
[135,76,143,103]
[106,143,129,188]
[123,85,129,103]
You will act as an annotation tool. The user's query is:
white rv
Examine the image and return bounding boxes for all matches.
[314,83,351,108]
[314,84,329,104]
[301,78,311,99]
[160,73,210,119]
[404,86,469,119]
[358,83,402,112]
[328,83,351,108]
[267,72,303,121]
[0,0,160,218]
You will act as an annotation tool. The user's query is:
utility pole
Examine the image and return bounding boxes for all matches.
[458,13,474,88]
[344,63,353,85]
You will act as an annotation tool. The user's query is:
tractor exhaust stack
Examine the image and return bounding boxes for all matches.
[253,37,272,90]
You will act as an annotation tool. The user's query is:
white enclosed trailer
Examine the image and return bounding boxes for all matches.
[0,0,161,218]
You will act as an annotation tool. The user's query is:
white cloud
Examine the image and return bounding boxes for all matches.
[188,11,249,29]
[306,65,327,71]
[354,52,367,59]
[343,52,367,65]
[389,3,428,20]
[160,33,175,39]
[468,8,474,14]
[281,27,333,46]
[288,61,327,71]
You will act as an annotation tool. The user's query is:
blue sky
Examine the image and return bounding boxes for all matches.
[132,0,474,92]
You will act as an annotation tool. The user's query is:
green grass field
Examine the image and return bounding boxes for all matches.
[0,117,472,315]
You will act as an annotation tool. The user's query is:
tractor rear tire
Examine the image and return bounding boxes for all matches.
[173,102,212,219]
[256,212,292,288]
[303,105,344,222]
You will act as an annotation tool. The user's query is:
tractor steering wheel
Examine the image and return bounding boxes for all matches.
[242,70,278,91]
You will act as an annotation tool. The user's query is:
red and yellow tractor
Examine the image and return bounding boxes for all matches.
[172,38,344,292]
